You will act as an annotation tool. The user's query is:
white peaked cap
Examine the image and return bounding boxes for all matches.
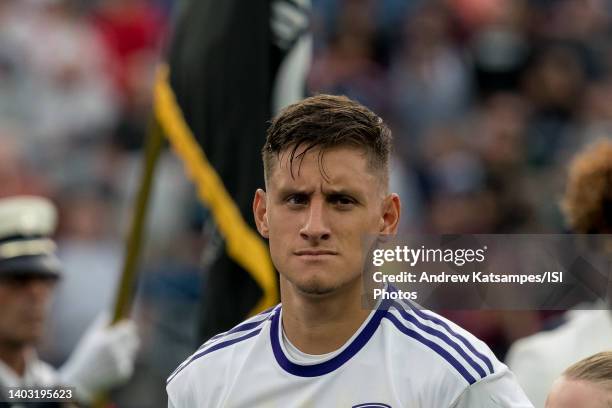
[0,196,61,277]
[0,195,57,240]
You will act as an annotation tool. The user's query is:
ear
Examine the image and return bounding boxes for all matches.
[379,193,401,235]
[253,189,269,238]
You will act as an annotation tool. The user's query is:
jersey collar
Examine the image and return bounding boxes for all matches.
[269,301,388,377]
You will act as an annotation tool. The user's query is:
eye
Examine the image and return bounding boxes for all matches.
[286,193,309,207]
[329,194,356,208]
[2,277,29,289]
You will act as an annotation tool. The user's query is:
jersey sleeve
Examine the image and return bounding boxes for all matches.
[166,370,198,408]
[450,368,535,408]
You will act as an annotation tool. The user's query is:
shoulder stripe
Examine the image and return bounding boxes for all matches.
[389,301,487,379]
[199,305,277,349]
[400,299,494,374]
[206,315,270,344]
[384,312,476,385]
[167,328,262,385]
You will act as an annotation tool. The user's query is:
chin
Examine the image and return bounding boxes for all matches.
[292,273,357,297]
[5,333,40,348]
[15,324,45,343]
[294,281,338,296]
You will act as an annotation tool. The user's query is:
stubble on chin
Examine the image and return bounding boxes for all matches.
[289,272,361,297]
[294,281,339,296]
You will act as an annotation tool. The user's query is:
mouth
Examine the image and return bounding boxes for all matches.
[294,249,338,259]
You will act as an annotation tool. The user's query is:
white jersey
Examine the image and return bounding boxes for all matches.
[167,299,533,408]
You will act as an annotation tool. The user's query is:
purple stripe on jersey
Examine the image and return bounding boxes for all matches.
[207,316,270,344]
[270,306,388,377]
[167,328,262,385]
[390,287,494,374]
[384,313,477,385]
[409,307,494,374]
[389,301,487,379]
[199,306,278,349]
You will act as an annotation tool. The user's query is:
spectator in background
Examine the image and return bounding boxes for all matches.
[16,0,117,149]
[0,196,140,404]
[506,138,612,408]
[546,351,612,408]
[92,0,167,151]
[308,0,388,116]
[92,0,166,104]
[389,2,471,152]
[0,133,51,199]
[465,0,530,96]
[579,78,612,144]
[0,0,34,126]
[522,44,586,167]
[419,124,539,358]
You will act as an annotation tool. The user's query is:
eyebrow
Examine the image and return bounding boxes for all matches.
[320,187,362,197]
[276,186,313,196]
[276,186,365,200]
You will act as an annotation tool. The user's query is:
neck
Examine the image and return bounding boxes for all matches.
[280,278,370,355]
[0,341,29,377]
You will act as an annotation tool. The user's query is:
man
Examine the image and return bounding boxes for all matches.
[506,138,612,408]
[167,94,533,407]
[546,351,612,408]
[0,195,140,405]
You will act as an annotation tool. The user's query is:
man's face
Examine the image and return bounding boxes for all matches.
[0,275,57,346]
[254,146,400,297]
[546,377,612,408]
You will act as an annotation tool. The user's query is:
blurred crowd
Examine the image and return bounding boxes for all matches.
[311,0,612,235]
[1,0,611,406]
[309,0,612,364]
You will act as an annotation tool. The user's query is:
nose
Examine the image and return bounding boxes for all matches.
[299,198,331,242]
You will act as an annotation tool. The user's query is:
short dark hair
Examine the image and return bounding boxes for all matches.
[262,94,392,185]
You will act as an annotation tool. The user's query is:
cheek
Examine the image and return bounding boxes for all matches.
[267,235,283,260]
[0,297,21,331]
[335,215,377,241]
[0,288,14,310]
[341,217,381,257]
[267,210,300,239]
[266,215,298,261]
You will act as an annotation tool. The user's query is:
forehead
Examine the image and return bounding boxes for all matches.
[268,146,379,191]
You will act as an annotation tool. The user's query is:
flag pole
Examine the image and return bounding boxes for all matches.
[112,118,165,323]
[92,118,163,408]
[92,117,164,408]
